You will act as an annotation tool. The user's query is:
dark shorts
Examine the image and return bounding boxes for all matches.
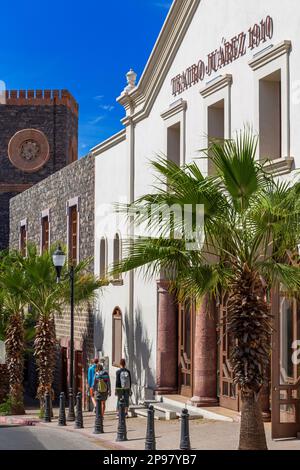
[95,390,108,401]
[117,389,130,408]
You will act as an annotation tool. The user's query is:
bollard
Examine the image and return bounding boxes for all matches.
[44,391,51,423]
[75,392,84,429]
[145,405,156,450]
[67,388,75,422]
[180,408,191,450]
[58,392,66,426]
[94,393,104,434]
[116,397,127,442]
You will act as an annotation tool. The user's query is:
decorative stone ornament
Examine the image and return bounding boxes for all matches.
[8,128,50,172]
[122,68,137,95]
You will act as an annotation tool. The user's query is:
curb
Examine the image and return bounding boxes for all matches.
[39,421,127,450]
[0,416,40,426]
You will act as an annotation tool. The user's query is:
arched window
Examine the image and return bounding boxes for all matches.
[112,307,122,366]
[113,233,121,280]
[99,237,107,278]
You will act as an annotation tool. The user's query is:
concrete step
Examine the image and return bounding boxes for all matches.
[160,395,234,422]
[153,402,203,420]
[134,408,166,420]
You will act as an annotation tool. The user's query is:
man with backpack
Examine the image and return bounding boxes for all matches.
[115,358,132,417]
[93,363,111,417]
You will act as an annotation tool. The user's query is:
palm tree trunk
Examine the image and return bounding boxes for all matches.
[5,312,25,414]
[239,389,268,450]
[34,314,57,410]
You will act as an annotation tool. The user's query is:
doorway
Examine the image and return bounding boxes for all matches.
[218,295,240,411]
[75,350,83,395]
[178,302,194,397]
[61,347,68,396]
[272,294,300,439]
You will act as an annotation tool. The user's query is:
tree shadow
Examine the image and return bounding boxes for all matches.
[93,305,105,355]
[124,304,155,404]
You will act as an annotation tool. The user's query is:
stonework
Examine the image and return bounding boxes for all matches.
[0,89,78,251]
[9,154,95,401]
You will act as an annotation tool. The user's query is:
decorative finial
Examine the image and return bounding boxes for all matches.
[122,68,137,95]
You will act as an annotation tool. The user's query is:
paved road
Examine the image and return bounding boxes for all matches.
[0,425,106,450]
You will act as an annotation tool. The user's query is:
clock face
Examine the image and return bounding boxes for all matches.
[8,129,50,172]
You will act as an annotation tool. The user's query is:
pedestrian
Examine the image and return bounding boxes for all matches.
[93,363,111,417]
[88,358,98,411]
[115,358,132,417]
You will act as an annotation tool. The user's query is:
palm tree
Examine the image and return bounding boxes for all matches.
[112,130,300,450]
[0,251,31,414]
[20,244,103,409]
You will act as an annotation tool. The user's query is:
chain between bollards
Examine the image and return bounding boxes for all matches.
[44,391,51,423]
[67,387,75,422]
[58,392,66,426]
[116,397,127,442]
[75,392,84,429]
[180,408,191,450]
[94,393,104,434]
[145,404,156,450]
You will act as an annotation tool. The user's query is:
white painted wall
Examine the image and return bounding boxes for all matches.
[94,0,300,409]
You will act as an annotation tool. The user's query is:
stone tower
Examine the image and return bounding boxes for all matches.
[0,89,78,249]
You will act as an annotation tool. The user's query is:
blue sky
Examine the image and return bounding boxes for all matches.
[1,0,171,156]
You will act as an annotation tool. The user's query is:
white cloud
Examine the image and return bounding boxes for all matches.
[93,95,104,101]
[99,104,115,112]
[89,115,105,125]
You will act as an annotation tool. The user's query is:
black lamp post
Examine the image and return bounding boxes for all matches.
[52,246,75,422]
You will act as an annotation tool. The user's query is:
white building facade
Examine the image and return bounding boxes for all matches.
[92,0,300,439]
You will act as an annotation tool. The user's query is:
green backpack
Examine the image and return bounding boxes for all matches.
[98,378,108,393]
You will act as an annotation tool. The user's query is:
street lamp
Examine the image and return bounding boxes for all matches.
[52,246,75,422]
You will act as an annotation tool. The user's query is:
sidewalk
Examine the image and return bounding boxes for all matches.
[2,409,300,450]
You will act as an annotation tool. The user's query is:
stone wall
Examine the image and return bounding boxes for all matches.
[9,154,95,400]
[0,364,9,404]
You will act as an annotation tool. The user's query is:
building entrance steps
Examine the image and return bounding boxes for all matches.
[129,396,204,421]
[158,395,240,422]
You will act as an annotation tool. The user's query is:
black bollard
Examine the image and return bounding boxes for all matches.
[44,391,51,423]
[75,392,84,429]
[145,405,156,450]
[58,392,66,426]
[94,393,104,434]
[67,388,75,422]
[180,408,191,450]
[116,397,127,442]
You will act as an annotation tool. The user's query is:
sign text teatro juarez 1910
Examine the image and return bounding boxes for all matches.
[171,16,274,97]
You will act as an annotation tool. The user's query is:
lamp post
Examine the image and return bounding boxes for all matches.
[52,246,75,422]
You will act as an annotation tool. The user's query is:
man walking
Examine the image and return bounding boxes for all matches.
[115,358,132,416]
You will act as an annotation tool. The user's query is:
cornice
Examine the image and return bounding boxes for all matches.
[263,156,294,176]
[200,74,232,98]
[117,0,201,125]
[248,40,291,71]
[161,99,187,121]
[0,183,32,193]
[91,129,126,156]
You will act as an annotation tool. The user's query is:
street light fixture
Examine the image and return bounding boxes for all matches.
[52,246,75,422]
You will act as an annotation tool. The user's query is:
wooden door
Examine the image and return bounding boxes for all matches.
[219,295,240,411]
[61,347,68,395]
[272,294,300,439]
[75,350,83,395]
[178,302,193,397]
